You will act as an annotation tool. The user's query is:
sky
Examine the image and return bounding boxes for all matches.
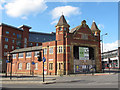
[0,0,119,52]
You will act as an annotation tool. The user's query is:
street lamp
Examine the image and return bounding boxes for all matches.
[101,33,108,73]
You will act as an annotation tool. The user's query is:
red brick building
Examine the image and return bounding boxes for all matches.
[0,24,45,72]
[8,15,102,75]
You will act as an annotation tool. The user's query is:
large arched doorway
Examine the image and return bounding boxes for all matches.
[73,45,96,74]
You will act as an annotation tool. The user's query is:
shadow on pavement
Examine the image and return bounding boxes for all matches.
[2,75,37,78]
[104,69,120,73]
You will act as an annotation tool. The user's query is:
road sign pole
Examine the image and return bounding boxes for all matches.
[5,61,7,77]
[10,57,12,80]
[43,61,44,82]
[43,49,44,82]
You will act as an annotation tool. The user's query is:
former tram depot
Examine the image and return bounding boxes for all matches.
[6,15,102,75]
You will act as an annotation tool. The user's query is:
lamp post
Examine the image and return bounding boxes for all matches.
[101,33,108,73]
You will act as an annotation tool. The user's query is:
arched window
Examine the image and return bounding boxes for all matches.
[26,63,30,70]
[18,63,22,70]
[34,63,38,70]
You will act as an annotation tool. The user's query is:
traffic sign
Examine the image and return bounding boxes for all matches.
[42,57,46,62]
[6,60,9,63]
[31,62,35,65]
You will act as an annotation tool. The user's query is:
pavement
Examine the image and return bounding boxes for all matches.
[0,72,117,84]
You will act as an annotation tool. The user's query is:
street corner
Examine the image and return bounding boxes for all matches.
[42,81,56,84]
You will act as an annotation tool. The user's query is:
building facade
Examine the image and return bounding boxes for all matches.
[7,15,102,75]
[102,47,120,69]
[0,23,55,72]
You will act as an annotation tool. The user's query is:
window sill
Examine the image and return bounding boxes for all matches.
[26,57,31,58]
[18,57,23,58]
[34,69,38,70]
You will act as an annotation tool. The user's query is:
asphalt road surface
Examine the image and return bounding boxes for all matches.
[2,74,119,88]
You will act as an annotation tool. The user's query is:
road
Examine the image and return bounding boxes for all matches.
[2,74,119,88]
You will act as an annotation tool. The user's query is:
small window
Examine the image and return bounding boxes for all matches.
[49,47,54,54]
[4,52,7,56]
[24,44,27,48]
[36,43,39,46]
[12,54,16,59]
[17,34,21,39]
[44,48,47,55]
[26,52,31,58]
[16,47,20,49]
[26,63,31,70]
[34,63,38,70]
[4,45,8,49]
[60,46,63,53]
[12,40,15,43]
[59,27,62,31]
[34,51,39,57]
[64,27,66,31]
[12,46,14,50]
[49,63,53,70]
[5,38,8,42]
[6,31,9,34]
[18,63,22,70]
[13,33,15,36]
[16,40,21,46]
[58,63,63,70]
[18,53,23,58]
[57,46,63,53]
[29,43,33,46]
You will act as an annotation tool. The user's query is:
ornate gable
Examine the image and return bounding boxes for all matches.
[70,20,95,41]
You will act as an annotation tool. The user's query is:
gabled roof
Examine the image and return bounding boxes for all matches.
[91,21,99,30]
[70,25,81,33]
[70,20,91,33]
[56,15,70,27]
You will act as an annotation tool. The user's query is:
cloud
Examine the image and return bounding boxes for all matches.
[51,6,81,19]
[0,0,6,4]
[21,16,28,20]
[0,5,3,10]
[50,6,81,25]
[98,24,104,29]
[101,40,118,52]
[4,0,47,18]
[0,0,6,10]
